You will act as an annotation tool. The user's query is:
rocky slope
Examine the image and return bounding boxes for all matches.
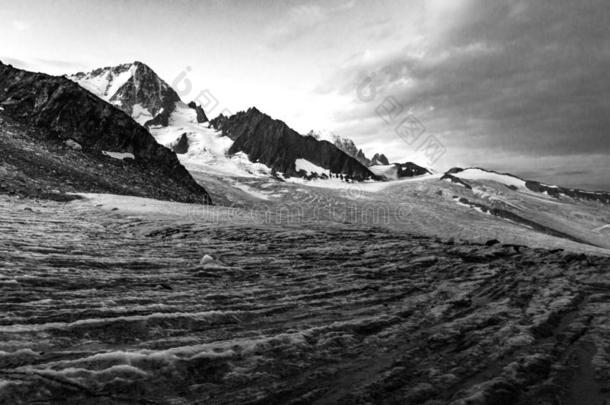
[526,180,610,204]
[71,63,278,179]
[0,61,212,204]
[212,108,378,180]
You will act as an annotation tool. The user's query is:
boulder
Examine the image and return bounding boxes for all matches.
[65,139,82,151]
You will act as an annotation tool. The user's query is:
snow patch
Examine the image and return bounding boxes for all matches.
[452,196,472,209]
[295,159,330,176]
[70,65,136,104]
[593,224,610,233]
[102,151,135,160]
[106,67,135,102]
[453,168,526,189]
[131,103,154,125]
[369,164,397,180]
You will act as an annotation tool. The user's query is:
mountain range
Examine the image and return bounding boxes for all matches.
[68,61,428,183]
[2,59,609,210]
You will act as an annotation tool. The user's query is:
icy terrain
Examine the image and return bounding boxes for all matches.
[148,103,274,179]
[1,187,609,404]
[186,166,610,254]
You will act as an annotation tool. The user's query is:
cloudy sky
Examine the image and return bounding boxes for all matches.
[1,0,609,190]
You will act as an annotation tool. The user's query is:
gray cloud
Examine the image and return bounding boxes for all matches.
[264,1,355,49]
[318,0,610,188]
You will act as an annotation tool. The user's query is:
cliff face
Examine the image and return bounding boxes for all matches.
[213,108,377,180]
[0,61,212,204]
[69,62,181,125]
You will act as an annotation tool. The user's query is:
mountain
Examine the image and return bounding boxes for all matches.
[187,101,208,123]
[328,135,428,179]
[70,62,272,180]
[71,62,381,182]
[69,61,209,128]
[331,135,368,165]
[212,108,378,180]
[307,130,390,167]
[371,153,389,166]
[0,61,212,204]
[445,167,610,204]
[68,61,184,126]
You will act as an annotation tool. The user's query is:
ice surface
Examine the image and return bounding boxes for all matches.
[1,193,608,404]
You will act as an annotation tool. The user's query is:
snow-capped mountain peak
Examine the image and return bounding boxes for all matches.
[69,62,273,178]
[68,61,180,125]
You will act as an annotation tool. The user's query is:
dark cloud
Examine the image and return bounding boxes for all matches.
[318,0,610,188]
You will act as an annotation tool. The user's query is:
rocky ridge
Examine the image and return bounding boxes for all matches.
[0,61,212,204]
[212,108,378,180]
[447,167,610,204]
